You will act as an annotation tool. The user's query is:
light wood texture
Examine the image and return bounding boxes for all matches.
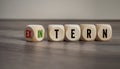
[80,24,96,41]
[64,24,81,41]
[24,25,45,41]
[96,24,112,41]
[48,25,65,41]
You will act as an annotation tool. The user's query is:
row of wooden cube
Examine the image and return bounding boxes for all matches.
[24,24,112,42]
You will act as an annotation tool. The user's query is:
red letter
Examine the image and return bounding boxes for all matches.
[26,30,32,38]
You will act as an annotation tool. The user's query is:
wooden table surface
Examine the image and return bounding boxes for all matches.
[0,20,120,69]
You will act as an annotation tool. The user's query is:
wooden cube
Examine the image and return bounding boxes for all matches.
[24,25,45,41]
[80,24,96,41]
[48,25,65,41]
[64,24,81,41]
[96,24,112,41]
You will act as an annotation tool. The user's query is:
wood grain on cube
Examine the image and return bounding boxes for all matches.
[24,25,45,41]
[80,24,96,41]
[96,24,112,41]
[64,24,81,41]
[48,25,65,41]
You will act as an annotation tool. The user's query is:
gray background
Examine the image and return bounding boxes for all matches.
[0,0,120,19]
[0,0,120,69]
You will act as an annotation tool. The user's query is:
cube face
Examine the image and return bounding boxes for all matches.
[80,24,96,41]
[48,25,65,41]
[25,29,33,38]
[24,27,34,41]
[96,24,112,41]
[34,25,45,41]
[24,25,45,41]
[64,24,81,41]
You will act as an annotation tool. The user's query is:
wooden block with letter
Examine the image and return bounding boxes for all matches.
[95,24,112,41]
[80,24,96,41]
[24,25,45,41]
[64,24,81,41]
[48,25,65,41]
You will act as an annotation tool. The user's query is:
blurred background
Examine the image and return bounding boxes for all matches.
[0,0,120,20]
[0,1,120,69]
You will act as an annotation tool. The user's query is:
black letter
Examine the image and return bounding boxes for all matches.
[55,29,59,38]
[71,29,75,38]
[103,29,107,38]
[87,29,91,38]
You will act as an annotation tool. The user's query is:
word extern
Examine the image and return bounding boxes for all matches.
[24,24,112,42]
